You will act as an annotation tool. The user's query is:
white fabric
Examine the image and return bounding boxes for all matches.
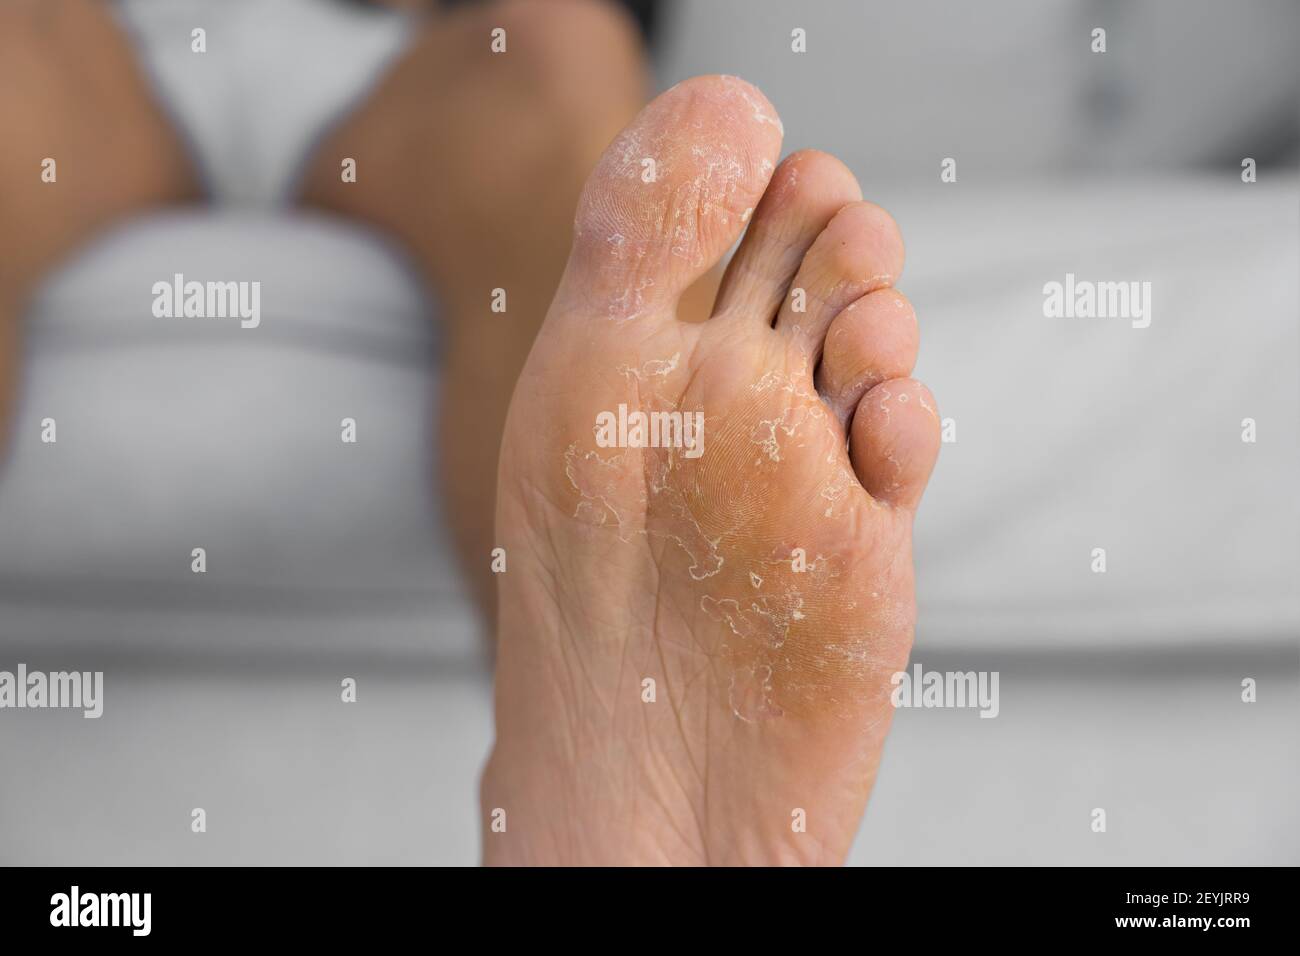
[4,665,1295,864]
[1,213,481,660]
[658,0,1300,177]
[114,0,413,205]
[894,176,1300,646]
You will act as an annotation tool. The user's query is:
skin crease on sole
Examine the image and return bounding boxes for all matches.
[483,75,940,866]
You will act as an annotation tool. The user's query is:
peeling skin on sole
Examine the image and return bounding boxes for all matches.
[763,543,844,586]
[605,276,657,322]
[700,564,903,724]
[750,404,811,463]
[728,661,784,722]
[751,368,820,401]
[561,348,892,721]
[700,573,810,723]
[618,352,681,380]
[566,435,726,578]
[701,593,799,723]
[701,585,806,654]
[652,483,725,579]
[564,443,643,536]
[817,463,858,518]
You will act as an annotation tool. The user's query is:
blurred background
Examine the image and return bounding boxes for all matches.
[0,0,1296,864]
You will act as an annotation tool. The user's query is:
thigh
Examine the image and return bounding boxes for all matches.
[0,0,200,300]
[0,0,201,456]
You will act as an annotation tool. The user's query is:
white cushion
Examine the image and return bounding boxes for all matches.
[1,212,480,660]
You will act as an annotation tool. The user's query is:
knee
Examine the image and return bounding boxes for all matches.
[0,0,106,56]
[491,0,644,63]
[485,0,647,124]
[0,1,50,62]
[0,0,148,101]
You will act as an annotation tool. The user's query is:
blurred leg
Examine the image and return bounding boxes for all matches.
[0,0,200,453]
[300,0,658,621]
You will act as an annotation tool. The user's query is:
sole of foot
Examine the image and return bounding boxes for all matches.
[483,75,939,866]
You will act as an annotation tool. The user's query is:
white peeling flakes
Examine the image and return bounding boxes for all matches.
[618,352,680,381]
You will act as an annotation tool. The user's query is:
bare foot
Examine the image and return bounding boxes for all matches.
[483,75,940,865]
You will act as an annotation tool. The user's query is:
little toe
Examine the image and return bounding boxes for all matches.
[848,377,940,511]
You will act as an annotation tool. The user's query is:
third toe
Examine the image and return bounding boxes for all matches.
[774,201,904,362]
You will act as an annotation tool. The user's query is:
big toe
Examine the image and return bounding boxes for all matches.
[561,75,784,322]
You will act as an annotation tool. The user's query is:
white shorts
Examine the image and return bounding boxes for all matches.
[113,0,414,206]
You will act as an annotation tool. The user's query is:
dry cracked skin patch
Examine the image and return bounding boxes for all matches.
[574,78,780,322]
[564,435,724,579]
[695,539,893,723]
[546,75,922,728]
[618,352,680,380]
[580,124,756,260]
[701,584,805,722]
[560,355,899,724]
